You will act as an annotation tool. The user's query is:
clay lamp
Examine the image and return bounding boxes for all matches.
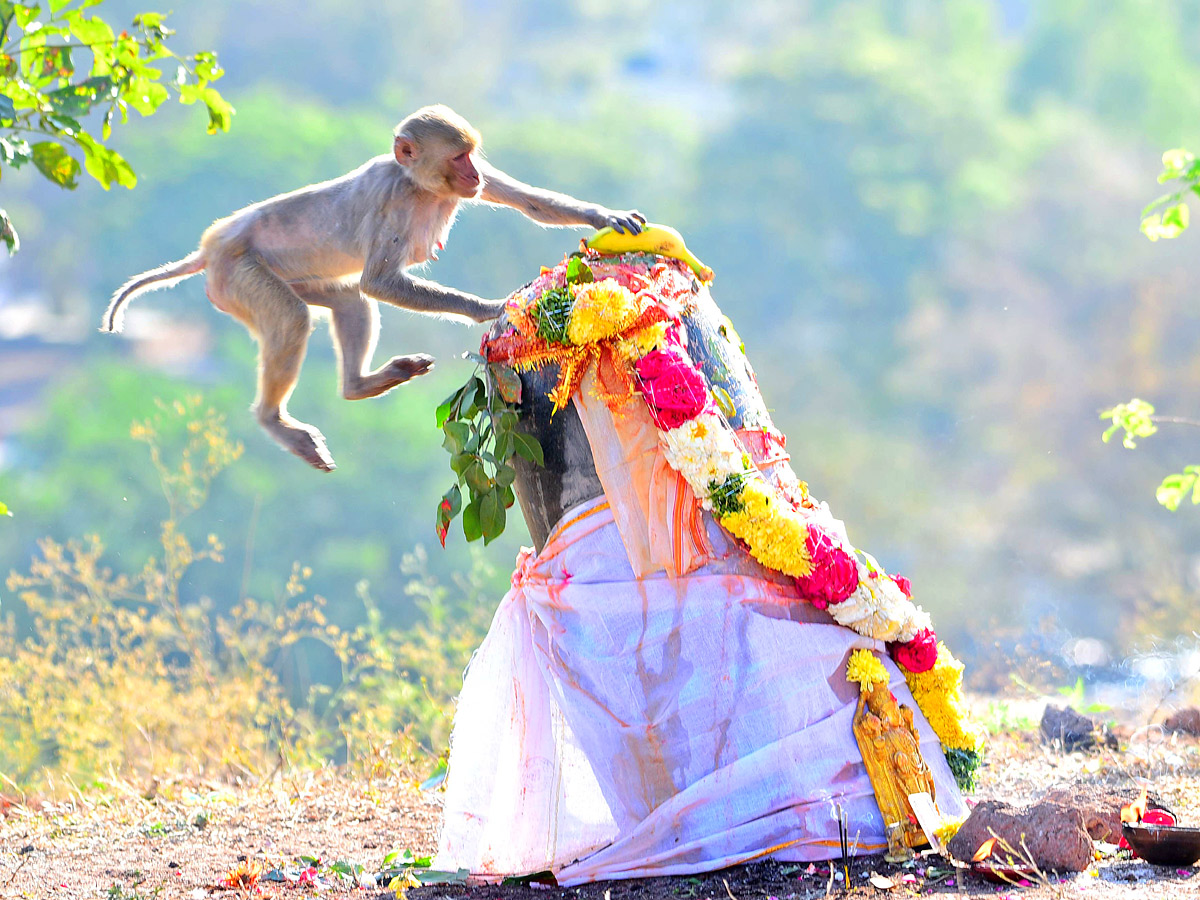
[969,837,1038,884]
[1120,789,1200,866]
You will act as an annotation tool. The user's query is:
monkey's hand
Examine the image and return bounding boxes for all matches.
[597,209,646,235]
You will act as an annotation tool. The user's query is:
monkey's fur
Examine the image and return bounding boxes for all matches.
[103,105,644,472]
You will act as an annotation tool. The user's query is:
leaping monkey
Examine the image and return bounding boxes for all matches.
[103,104,645,472]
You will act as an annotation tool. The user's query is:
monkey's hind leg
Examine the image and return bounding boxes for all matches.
[329,292,435,400]
[234,261,337,472]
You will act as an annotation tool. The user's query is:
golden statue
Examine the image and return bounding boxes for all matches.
[849,657,939,863]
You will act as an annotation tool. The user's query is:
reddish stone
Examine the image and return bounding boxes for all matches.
[947,800,1094,873]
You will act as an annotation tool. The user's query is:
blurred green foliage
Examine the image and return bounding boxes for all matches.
[3,0,1200,688]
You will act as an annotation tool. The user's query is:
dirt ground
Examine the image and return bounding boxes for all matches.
[3,723,1200,900]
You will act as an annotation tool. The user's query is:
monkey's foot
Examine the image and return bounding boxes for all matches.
[387,353,435,382]
[344,354,435,400]
[293,432,337,472]
[261,416,337,472]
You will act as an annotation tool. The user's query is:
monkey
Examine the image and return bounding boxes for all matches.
[102,104,645,472]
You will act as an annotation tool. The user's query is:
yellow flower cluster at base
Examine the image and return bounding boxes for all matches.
[718,478,814,577]
[846,648,889,689]
[902,642,985,754]
[566,279,644,345]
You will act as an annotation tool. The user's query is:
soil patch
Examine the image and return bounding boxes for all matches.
[4,728,1200,899]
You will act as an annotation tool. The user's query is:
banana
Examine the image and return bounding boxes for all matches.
[586,223,714,284]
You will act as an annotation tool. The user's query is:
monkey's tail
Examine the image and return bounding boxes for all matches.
[101,251,207,333]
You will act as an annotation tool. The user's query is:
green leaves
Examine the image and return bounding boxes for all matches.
[31,139,78,186]
[76,131,134,188]
[1156,467,1200,512]
[510,431,543,466]
[65,11,113,46]
[1102,399,1200,512]
[1141,147,1200,241]
[1159,148,1197,183]
[1100,398,1157,449]
[0,207,17,255]
[532,286,574,344]
[45,75,114,117]
[0,4,234,250]
[1141,203,1189,241]
[565,255,594,285]
[435,363,539,545]
[202,86,233,134]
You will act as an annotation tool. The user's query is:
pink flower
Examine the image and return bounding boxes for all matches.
[893,574,912,598]
[795,526,859,608]
[889,628,938,673]
[634,347,710,430]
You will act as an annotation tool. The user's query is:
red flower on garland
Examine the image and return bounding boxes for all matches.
[795,525,859,608]
[889,627,938,673]
[634,347,710,430]
[893,574,912,598]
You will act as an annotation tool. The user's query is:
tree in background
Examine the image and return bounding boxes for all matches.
[0,0,232,254]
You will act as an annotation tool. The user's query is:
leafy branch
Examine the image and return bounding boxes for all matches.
[435,355,543,546]
[1101,399,1200,511]
[0,1,234,254]
[1140,148,1200,241]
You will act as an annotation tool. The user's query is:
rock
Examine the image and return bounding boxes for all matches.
[1040,704,1096,750]
[1163,707,1200,735]
[947,800,1094,873]
[1040,785,1171,843]
[1041,786,1124,842]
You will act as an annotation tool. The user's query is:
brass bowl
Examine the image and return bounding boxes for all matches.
[1122,823,1200,867]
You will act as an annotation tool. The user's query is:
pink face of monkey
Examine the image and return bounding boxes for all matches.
[448,148,481,198]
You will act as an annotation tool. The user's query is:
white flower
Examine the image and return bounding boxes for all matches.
[661,414,748,495]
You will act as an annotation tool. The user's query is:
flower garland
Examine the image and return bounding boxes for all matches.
[485,249,984,789]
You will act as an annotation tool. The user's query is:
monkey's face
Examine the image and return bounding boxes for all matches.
[446,148,482,199]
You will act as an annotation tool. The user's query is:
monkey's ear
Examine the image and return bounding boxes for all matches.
[394,136,419,166]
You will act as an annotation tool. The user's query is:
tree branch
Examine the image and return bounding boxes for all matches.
[1150,415,1200,428]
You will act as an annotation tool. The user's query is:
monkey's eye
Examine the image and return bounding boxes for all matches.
[453,151,470,163]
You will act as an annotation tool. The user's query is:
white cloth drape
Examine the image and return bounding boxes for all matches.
[434,497,966,884]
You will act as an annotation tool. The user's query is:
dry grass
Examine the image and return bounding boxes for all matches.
[4,725,1200,899]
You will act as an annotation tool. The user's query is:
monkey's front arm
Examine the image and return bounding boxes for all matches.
[360,256,503,324]
[477,162,645,234]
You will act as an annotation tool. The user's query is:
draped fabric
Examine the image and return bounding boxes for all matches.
[434,492,967,884]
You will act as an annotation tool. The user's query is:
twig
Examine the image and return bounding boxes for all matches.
[1150,415,1200,428]
[3,855,27,887]
[985,829,1067,899]
[722,877,737,900]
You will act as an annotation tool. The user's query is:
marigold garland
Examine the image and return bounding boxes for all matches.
[484,249,984,789]
[718,478,814,578]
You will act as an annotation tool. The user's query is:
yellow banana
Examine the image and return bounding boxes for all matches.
[587,223,714,284]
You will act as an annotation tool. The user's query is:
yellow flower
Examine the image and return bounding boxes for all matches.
[616,321,669,360]
[566,278,643,345]
[934,816,965,845]
[846,648,889,690]
[718,479,813,577]
[903,643,985,753]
